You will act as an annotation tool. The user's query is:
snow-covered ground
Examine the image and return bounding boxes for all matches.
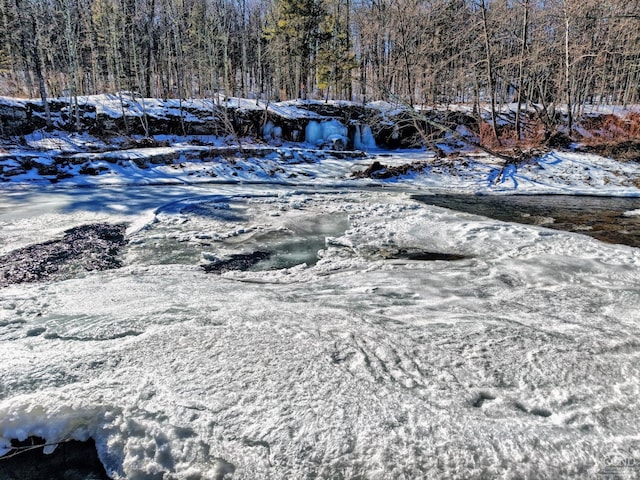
[1,183,640,479]
[1,128,640,479]
[3,128,640,196]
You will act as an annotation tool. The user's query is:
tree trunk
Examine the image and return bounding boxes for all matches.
[515,0,529,141]
[479,0,500,146]
[563,1,573,136]
[30,17,51,128]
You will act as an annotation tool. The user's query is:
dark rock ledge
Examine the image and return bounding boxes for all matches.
[0,223,127,288]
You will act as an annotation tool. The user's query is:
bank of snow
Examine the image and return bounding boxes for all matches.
[2,135,640,196]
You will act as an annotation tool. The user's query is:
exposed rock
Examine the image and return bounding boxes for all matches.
[121,137,170,149]
[201,251,271,273]
[0,102,28,135]
[297,102,364,118]
[79,165,109,175]
[353,160,428,179]
[1,167,24,177]
[356,245,467,261]
[356,160,385,178]
[0,223,127,287]
[382,249,467,261]
[35,163,59,176]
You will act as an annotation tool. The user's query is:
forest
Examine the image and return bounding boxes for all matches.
[0,0,639,129]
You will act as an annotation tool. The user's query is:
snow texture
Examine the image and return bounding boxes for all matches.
[0,185,640,479]
[1,97,640,479]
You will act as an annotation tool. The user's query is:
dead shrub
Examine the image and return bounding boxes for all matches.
[627,112,640,138]
[580,112,640,142]
[479,121,498,147]
[479,122,517,147]
[479,118,546,149]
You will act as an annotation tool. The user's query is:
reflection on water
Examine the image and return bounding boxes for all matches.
[413,194,640,248]
[240,214,351,270]
[126,196,350,270]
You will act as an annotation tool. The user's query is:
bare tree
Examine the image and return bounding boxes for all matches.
[515,0,529,141]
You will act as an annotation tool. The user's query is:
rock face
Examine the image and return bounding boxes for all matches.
[352,160,429,179]
[0,95,478,149]
[0,436,111,480]
[0,223,127,287]
[0,101,28,135]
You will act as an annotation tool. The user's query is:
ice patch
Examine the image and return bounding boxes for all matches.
[623,209,640,217]
[262,120,274,140]
[353,124,377,150]
[305,119,348,148]
[0,399,113,455]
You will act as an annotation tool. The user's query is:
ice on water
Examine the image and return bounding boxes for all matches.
[1,187,640,479]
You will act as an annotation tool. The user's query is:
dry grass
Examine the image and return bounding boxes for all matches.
[479,118,547,150]
[579,112,640,143]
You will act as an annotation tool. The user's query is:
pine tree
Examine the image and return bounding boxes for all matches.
[316,0,355,100]
[264,0,324,99]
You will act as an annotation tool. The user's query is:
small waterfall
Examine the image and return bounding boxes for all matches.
[305,119,348,148]
[354,124,377,150]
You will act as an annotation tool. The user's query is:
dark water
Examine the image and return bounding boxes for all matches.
[0,437,110,480]
[412,194,640,248]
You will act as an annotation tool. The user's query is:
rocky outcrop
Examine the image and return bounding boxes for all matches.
[352,160,429,179]
[0,95,478,149]
[0,223,127,287]
[201,251,271,273]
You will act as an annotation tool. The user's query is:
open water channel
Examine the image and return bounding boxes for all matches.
[414,194,640,249]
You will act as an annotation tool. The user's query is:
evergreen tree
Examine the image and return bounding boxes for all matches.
[264,0,324,99]
[316,0,356,100]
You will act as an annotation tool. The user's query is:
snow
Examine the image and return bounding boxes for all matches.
[24,130,109,153]
[1,185,640,479]
[2,97,637,195]
[2,99,640,479]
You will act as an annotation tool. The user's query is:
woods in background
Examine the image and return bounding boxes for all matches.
[0,0,638,116]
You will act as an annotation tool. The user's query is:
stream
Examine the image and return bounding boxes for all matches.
[1,185,640,479]
[413,194,640,248]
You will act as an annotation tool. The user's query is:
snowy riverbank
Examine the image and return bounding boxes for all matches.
[0,185,639,479]
[2,103,640,478]
[2,127,640,197]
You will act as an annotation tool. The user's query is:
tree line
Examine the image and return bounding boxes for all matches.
[0,0,638,120]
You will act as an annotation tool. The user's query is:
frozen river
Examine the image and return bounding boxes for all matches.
[1,183,640,479]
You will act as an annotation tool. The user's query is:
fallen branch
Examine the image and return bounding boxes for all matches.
[0,439,72,460]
